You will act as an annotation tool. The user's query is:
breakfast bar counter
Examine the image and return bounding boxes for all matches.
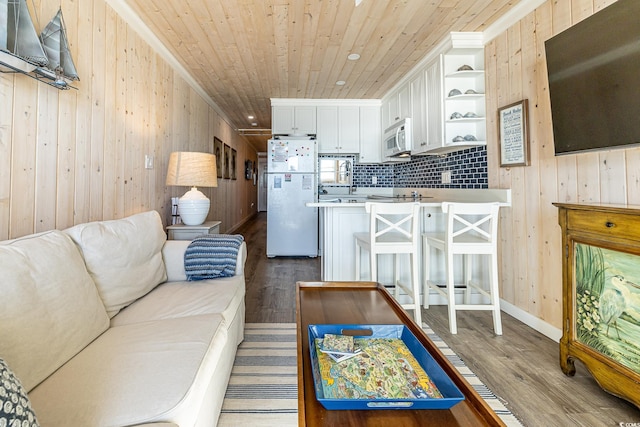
[307,188,511,284]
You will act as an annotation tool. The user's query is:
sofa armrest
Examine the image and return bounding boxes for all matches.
[162,240,246,282]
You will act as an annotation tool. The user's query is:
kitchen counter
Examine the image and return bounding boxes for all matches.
[309,188,511,207]
[308,188,511,305]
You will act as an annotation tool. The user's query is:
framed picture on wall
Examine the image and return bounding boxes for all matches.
[214,137,223,178]
[245,160,253,180]
[498,99,530,167]
[231,149,237,180]
[224,144,231,179]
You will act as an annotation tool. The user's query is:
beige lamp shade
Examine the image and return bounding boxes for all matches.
[166,152,218,187]
[166,152,218,225]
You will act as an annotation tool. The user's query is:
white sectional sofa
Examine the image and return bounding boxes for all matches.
[0,211,246,426]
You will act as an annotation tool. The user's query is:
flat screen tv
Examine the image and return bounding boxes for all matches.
[545,0,640,155]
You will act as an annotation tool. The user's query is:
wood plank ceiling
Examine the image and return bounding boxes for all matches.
[124,0,520,152]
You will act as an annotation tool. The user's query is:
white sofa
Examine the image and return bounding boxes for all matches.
[0,211,246,427]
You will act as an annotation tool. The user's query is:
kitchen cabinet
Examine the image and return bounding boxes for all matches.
[418,47,485,155]
[271,99,380,160]
[382,82,410,131]
[317,106,359,154]
[409,70,428,155]
[272,105,316,135]
[385,33,485,156]
[425,56,444,152]
[358,106,381,163]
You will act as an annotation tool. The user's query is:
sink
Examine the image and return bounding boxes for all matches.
[366,194,433,202]
[320,198,363,203]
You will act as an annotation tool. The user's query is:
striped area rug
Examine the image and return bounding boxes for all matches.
[218,323,523,427]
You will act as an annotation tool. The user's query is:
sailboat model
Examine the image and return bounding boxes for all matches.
[36,7,79,87]
[0,0,49,73]
[0,1,78,89]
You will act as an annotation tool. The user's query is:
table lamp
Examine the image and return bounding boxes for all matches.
[166,151,218,225]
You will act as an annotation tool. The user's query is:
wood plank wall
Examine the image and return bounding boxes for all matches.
[0,0,258,241]
[486,0,625,328]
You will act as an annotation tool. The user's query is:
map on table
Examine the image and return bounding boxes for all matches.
[314,337,443,400]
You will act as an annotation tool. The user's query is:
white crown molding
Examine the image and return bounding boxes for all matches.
[105,0,236,129]
[483,0,548,43]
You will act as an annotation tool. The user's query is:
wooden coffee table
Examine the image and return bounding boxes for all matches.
[296,281,506,426]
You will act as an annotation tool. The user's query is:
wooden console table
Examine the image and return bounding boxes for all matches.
[555,203,640,409]
[295,281,505,426]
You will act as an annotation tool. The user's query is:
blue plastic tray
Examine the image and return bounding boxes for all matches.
[308,324,465,410]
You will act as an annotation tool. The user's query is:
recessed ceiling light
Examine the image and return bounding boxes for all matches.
[251,122,258,127]
[336,80,346,86]
[347,53,360,61]
[248,115,255,120]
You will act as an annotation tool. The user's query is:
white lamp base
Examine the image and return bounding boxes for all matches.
[178,187,210,225]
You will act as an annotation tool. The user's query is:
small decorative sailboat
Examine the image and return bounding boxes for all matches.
[0,0,78,89]
[0,0,49,72]
[36,7,79,87]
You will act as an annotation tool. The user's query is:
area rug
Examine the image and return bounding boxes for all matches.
[218,323,523,426]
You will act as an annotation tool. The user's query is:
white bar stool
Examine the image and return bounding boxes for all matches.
[354,202,422,325]
[422,202,502,335]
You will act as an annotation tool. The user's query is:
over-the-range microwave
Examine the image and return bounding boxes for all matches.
[383,118,412,159]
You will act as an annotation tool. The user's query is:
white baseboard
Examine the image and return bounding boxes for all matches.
[396,289,563,342]
[500,299,562,343]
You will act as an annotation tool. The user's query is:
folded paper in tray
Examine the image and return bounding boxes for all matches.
[308,324,465,410]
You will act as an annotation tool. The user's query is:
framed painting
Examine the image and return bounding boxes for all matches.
[573,242,640,375]
[214,137,223,178]
[231,148,237,180]
[223,144,231,179]
[244,160,253,180]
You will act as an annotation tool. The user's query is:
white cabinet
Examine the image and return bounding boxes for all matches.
[425,55,444,152]
[382,82,411,131]
[271,99,380,160]
[397,83,411,123]
[317,106,360,153]
[417,36,485,155]
[272,105,316,135]
[379,33,485,156]
[358,106,381,163]
[409,70,428,155]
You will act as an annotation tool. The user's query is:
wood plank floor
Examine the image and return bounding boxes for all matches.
[236,212,640,426]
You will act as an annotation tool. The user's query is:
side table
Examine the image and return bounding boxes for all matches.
[166,221,221,240]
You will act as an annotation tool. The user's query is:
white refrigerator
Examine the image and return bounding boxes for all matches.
[266,137,318,257]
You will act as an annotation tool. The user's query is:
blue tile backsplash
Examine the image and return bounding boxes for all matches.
[352,146,488,189]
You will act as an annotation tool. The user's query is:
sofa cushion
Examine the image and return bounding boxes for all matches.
[0,230,109,391]
[29,314,228,427]
[65,211,168,318]
[0,358,40,426]
[110,275,245,328]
